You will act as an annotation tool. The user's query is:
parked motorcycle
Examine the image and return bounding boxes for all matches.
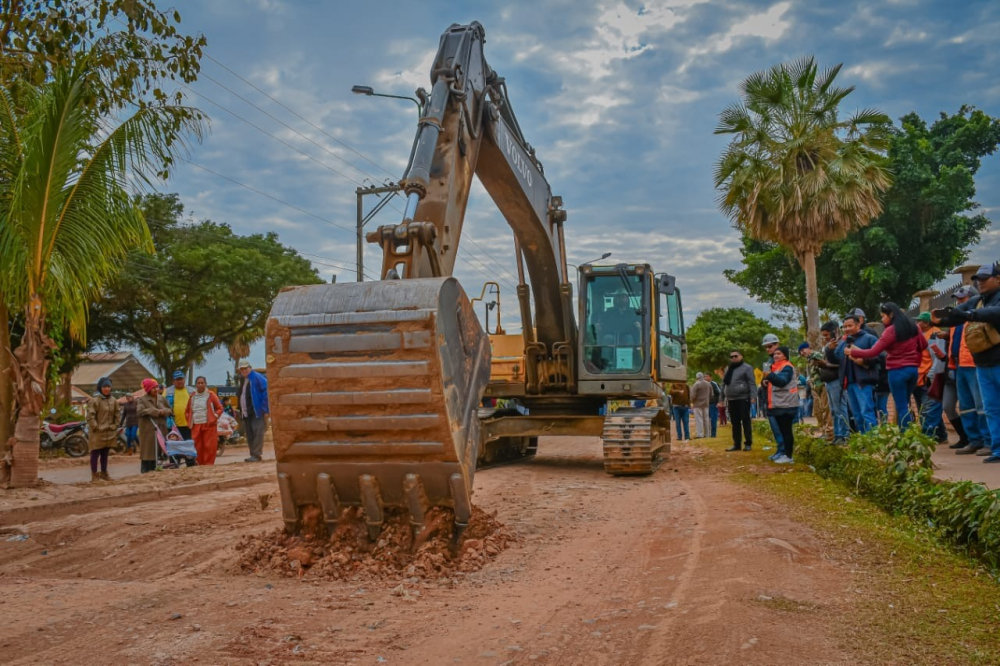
[40,411,88,457]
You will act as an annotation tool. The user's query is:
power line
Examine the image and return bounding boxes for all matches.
[182,160,356,234]
[139,216,380,281]
[194,49,521,285]
[461,233,520,289]
[203,53,398,180]
[181,83,369,190]
[198,70,386,186]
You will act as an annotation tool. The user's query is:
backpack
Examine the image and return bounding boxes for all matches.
[965,300,1000,353]
[710,381,721,403]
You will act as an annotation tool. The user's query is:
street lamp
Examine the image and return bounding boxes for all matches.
[579,252,612,267]
[352,84,424,120]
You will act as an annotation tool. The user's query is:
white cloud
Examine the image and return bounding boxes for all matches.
[679,2,792,72]
[843,61,917,86]
[884,26,929,46]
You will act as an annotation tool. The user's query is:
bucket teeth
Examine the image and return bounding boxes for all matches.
[359,474,384,540]
[277,472,299,533]
[403,473,429,530]
[316,472,341,534]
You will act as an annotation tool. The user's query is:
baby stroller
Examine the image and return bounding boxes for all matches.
[151,420,198,469]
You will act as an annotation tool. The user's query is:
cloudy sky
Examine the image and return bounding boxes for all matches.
[149,0,999,382]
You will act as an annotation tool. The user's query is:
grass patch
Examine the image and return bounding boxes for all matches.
[693,424,1000,665]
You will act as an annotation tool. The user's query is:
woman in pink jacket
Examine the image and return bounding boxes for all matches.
[848,302,927,429]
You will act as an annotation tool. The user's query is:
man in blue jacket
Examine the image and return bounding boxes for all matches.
[237,359,270,463]
[835,314,882,434]
[933,263,1000,463]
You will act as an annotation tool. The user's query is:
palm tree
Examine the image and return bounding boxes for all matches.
[0,62,202,487]
[227,330,253,378]
[714,57,892,341]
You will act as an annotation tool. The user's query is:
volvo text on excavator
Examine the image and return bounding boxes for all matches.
[265,22,687,541]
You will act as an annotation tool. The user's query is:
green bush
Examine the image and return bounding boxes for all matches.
[752,418,774,440]
[790,424,1000,570]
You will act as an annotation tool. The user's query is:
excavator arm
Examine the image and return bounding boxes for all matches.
[369,22,574,382]
[265,22,573,539]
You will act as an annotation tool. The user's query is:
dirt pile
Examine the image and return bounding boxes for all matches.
[235,505,516,582]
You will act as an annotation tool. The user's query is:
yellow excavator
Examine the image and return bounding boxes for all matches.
[265,22,687,539]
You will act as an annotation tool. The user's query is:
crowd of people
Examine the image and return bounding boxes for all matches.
[671,263,1000,466]
[83,359,270,481]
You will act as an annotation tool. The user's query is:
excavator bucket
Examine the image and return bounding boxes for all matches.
[265,277,491,538]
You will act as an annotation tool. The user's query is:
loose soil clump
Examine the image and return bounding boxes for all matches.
[235,505,516,582]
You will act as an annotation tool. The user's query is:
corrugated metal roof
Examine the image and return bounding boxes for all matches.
[73,361,126,386]
[83,352,134,363]
[72,353,156,392]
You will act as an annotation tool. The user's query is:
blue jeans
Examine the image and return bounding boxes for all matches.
[125,425,139,450]
[672,406,690,440]
[920,395,944,439]
[875,392,889,424]
[957,366,987,447]
[768,415,784,456]
[825,380,850,439]
[976,366,1000,456]
[709,404,719,437]
[847,383,877,433]
[888,366,919,429]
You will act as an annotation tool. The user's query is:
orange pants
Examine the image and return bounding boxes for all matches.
[192,423,218,465]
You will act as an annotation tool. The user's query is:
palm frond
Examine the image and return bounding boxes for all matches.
[815,63,844,94]
[0,60,205,340]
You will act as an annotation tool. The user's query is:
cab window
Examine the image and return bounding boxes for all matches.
[582,274,645,374]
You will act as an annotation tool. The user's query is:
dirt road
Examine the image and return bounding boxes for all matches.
[0,436,857,665]
[37,444,275,485]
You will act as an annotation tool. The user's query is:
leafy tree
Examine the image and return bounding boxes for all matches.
[0,63,202,487]
[88,193,323,379]
[0,0,206,450]
[685,308,776,376]
[0,0,205,114]
[725,107,1000,318]
[714,57,891,343]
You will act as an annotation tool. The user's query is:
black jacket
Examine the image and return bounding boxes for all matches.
[938,288,1000,367]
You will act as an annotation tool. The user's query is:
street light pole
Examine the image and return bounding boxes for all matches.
[355,183,402,281]
[350,84,428,281]
[351,85,424,121]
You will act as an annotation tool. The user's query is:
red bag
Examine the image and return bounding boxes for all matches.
[927,372,946,401]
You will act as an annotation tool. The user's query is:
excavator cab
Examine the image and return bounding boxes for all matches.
[579,264,658,394]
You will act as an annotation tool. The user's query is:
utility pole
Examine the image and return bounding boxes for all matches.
[355,183,402,282]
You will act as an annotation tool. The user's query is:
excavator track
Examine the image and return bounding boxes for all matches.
[265,278,491,538]
[601,407,670,475]
[475,407,538,469]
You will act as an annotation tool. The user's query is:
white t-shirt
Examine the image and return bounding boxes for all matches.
[190,391,210,425]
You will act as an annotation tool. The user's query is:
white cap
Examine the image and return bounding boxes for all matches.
[761,333,779,346]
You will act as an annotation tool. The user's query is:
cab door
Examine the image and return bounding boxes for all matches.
[657,284,687,382]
